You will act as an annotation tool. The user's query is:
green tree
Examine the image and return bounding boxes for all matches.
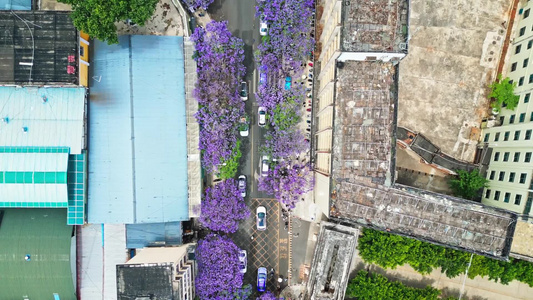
[270,97,300,131]
[345,270,441,300]
[448,169,489,200]
[489,75,519,111]
[218,140,242,179]
[59,0,158,44]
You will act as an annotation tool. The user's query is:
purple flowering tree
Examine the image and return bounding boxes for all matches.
[192,21,246,172]
[258,291,278,300]
[181,0,214,11]
[258,161,314,210]
[196,234,244,299]
[199,179,250,233]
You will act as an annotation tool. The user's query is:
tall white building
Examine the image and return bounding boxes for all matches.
[481,2,533,220]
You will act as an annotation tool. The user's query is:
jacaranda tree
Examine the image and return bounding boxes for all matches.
[192,21,246,172]
[199,178,250,233]
[258,291,279,300]
[196,234,244,299]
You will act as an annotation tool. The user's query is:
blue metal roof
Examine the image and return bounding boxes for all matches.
[126,222,182,249]
[88,36,188,224]
[0,0,31,10]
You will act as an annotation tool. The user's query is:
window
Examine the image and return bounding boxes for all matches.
[510,115,515,124]
[526,152,532,162]
[504,152,510,161]
[489,171,495,180]
[515,194,522,205]
[529,40,533,49]
[519,77,525,86]
[484,133,489,142]
[504,131,510,141]
[529,74,533,83]
[509,80,514,85]
[509,172,516,182]
[531,112,533,121]
[525,58,530,68]
[500,116,505,124]
[494,132,500,141]
[79,46,85,57]
[526,8,531,18]
[516,44,522,54]
[504,192,511,203]
[512,62,518,71]
[485,189,491,198]
[514,130,521,140]
[514,152,520,162]
[520,113,526,122]
[494,191,501,201]
[526,129,532,140]
[499,171,505,181]
[494,152,500,161]
[525,93,531,103]
[520,27,526,36]
[520,173,527,184]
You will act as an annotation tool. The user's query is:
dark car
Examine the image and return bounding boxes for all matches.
[257,267,267,292]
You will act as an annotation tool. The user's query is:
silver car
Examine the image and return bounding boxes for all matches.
[238,175,247,198]
[239,250,247,274]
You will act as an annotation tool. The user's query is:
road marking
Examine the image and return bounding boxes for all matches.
[251,113,255,194]
[252,68,257,93]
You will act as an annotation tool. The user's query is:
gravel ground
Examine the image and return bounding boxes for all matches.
[116,0,184,36]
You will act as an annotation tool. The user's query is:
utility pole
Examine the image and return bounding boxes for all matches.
[458,253,474,300]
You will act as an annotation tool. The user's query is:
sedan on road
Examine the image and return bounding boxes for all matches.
[258,107,267,127]
[239,250,247,274]
[257,267,267,292]
[238,175,247,198]
[261,155,269,176]
[256,206,267,231]
[240,81,248,101]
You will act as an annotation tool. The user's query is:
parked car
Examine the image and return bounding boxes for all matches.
[240,81,248,101]
[259,21,268,36]
[238,175,247,198]
[284,76,292,90]
[257,267,267,292]
[239,250,247,274]
[258,107,267,127]
[259,68,267,85]
[261,155,269,176]
[256,206,267,231]
[239,116,249,137]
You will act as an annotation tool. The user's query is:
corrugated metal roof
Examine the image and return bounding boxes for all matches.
[0,0,31,10]
[0,152,68,171]
[88,36,189,224]
[126,222,182,249]
[0,209,75,300]
[0,86,86,154]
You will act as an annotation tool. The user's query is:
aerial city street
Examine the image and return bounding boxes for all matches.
[0,0,532,299]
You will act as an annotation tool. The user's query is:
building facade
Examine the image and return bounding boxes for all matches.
[481,2,533,220]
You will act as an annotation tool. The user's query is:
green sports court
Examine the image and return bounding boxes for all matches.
[0,209,76,300]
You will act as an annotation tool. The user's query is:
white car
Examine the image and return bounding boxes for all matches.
[261,155,269,177]
[238,175,247,198]
[259,21,268,36]
[238,250,247,274]
[258,107,267,127]
[256,206,267,231]
[240,81,248,101]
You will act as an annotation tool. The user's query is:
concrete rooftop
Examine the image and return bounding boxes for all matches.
[341,0,409,53]
[330,61,517,259]
[397,0,509,161]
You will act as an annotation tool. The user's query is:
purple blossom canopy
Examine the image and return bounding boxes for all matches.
[195,234,244,299]
[258,291,278,300]
[199,178,250,233]
[192,21,246,172]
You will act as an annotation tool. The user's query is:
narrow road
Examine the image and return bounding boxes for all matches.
[208,0,289,295]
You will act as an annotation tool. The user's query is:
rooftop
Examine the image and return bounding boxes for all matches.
[126,222,182,249]
[341,0,409,53]
[116,263,173,300]
[305,222,359,300]
[0,11,78,85]
[330,61,517,259]
[88,36,188,224]
[0,209,75,300]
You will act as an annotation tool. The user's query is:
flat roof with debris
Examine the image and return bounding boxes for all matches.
[329,61,517,259]
[0,11,78,85]
[341,0,409,53]
[305,222,359,300]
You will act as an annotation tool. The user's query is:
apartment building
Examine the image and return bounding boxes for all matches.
[481,3,533,220]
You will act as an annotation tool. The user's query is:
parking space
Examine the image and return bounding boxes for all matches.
[232,198,288,296]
